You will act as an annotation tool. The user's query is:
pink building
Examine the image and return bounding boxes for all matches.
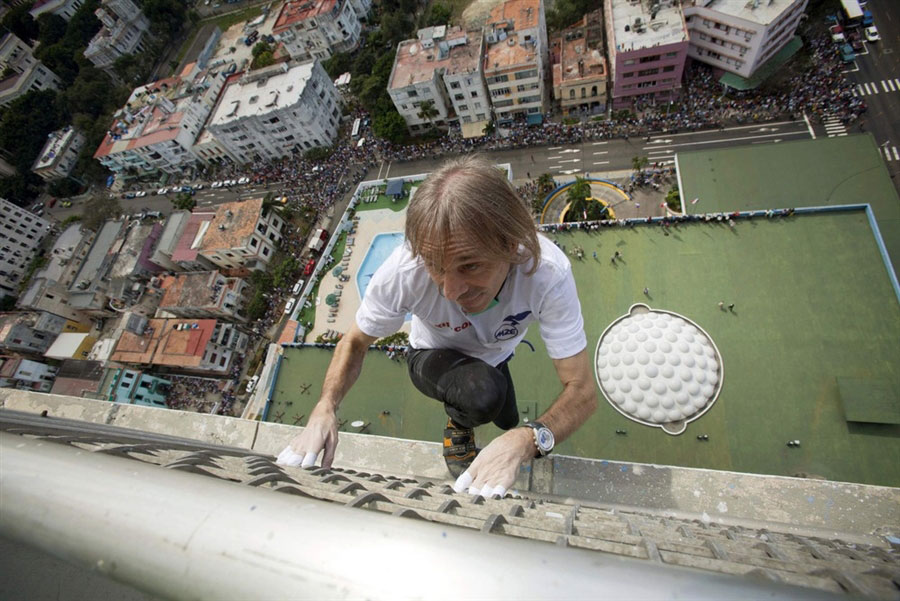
[604,0,689,111]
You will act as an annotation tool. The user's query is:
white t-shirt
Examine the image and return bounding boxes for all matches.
[356,234,586,366]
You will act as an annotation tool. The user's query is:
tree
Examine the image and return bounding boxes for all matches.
[537,173,556,196]
[322,51,353,78]
[421,1,450,27]
[171,192,196,211]
[37,13,68,47]
[0,89,67,174]
[416,99,440,129]
[81,195,122,232]
[632,155,649,172]
[373,111,408,144]
[665,185,681,212]
[564,177,606,223]
[565,177,591,207]
[1,4,39,43]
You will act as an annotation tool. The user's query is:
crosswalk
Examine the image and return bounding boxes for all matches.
[853,79,900,96]
[882,144,900,162]
[822,116,848,137]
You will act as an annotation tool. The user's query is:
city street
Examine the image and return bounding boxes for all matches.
[843,0,900,177]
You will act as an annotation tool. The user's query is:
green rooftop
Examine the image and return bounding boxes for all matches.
[677,134,900,275]
[270,209,900,487]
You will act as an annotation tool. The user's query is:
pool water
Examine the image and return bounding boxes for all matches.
[358,232,405,300]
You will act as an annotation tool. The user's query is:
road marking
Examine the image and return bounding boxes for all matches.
[869,82,880,94]
[803,112,815,139]
[641,120,802,140]
[887,79,896,92]
[548,156,561,160]
[646,130,808,150]
[882,80,891,93]
[559,159,580,164]
[592,161,610,166]
[592,151,608,155]
[591,141,608,146]
[548,146,564,150]
[559,148,580,154]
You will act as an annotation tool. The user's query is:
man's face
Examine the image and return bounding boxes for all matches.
[423,237,511,314]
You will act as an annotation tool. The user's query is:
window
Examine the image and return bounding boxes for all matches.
[663,65,676,72]
[263,247,270,256]
[639,55,660,63]
[459,104,468,110]
[638,68,658,77]
[470,91,478,98]
[623,72,634,78]
[455,93,464,100]
[450,81,460,89]
[408,90,418,97]
[569,89,575,99]
[624,59,635,65]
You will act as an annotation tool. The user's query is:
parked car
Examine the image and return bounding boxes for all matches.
[48,198,57,208]
[839,43,855,63]
[135,190,147,197]
[31,202,45,212]
[237,176,250,184]
[61,200,72,208]
[292,279,305,295]
[211,181,223,188]
[245,374,259,393]
[865,26,880,42]
[283,298,295,314]
[158,187,169,195]
[123,192,136,199]
[194,184,205,190]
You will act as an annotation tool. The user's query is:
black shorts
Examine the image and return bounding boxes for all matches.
[406,347,519,430]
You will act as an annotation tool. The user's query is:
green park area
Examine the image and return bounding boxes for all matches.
[270,208,900,487]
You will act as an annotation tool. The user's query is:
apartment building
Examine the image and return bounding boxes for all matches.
[0,33,62,108]
[683,0,808,80]
[0,198,52,301]
[157,271,248,323]
[388,27,479,134]
[551,9,608,115]
[206,60,340,161]
[483,0,549,125]
[18,224,96,323]
[0,311,85,356]
[272,0,371,61]
[29,0,86,21]
[66,220,125,318]
[94,72,224,175]
[32,126,86,182]
[109,316,249,375]
[106,221,165,307]
[0,355,58,392]
[83,0,150,75]
[604,0,689,110]
[106,367,171,407]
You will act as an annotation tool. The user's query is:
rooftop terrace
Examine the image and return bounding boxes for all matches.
[611,0,687,52]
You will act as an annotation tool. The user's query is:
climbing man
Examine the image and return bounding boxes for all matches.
[277,155,597,498]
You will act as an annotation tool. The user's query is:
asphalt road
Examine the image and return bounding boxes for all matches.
[841,0,900,180]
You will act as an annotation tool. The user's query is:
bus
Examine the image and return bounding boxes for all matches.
[840,0,872,27]
[351,117,362,139]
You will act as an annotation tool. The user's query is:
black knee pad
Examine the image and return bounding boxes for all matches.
[439,362,507,427]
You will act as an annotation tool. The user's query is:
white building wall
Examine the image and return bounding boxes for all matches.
[389,74,451,133]
[0,199,51,299]
[683,0,807,78]
[30,0,86,21]
[207,62,340,162]
[275,0,367,61]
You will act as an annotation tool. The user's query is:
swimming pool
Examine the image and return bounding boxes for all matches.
[357,232,405,301]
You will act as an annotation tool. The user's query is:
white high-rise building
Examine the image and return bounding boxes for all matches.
[83,0,150,75]
[683,0,808,80]
[206,60,341,162]
[0,199,52,301]
[29,0,86,22]
[272,0,371,61]
[0,33,62,108]
[32,126,86,182]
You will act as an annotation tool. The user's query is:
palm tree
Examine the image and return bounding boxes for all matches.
[632,155,649,173]
[416,99,440,130]
[537,173,555,196]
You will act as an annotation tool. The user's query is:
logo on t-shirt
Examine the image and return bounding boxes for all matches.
[494,310,532,341]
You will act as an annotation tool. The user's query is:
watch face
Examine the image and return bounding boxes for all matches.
[537,427,554,451]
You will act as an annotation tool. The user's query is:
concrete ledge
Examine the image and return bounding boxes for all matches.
[3,389,897,541]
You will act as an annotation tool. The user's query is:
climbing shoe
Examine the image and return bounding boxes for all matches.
[443,418,478,478]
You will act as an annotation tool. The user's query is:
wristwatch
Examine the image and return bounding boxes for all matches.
[525,421,555,458]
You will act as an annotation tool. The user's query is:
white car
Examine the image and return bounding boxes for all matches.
[194,183,205,190]
[135,190,147,197]
[284,297,296,314]
[157,187,169,195]
[291,279,305,295]
[211,181,223,188]
[245,374,259,393]
[225,179,236,187]
[238,176,250,184]
[864,26,880,42]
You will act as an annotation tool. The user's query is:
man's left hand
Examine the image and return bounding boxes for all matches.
[451,427,535,498]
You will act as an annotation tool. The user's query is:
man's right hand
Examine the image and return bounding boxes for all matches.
[276,403,339,468]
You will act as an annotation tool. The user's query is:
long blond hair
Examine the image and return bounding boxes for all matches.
[405,155,540,274]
